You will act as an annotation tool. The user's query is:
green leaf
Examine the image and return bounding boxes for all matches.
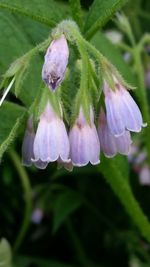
[0,0,69,27]
[0,12,45,107]
[69,0,83,29]
[0,238,12,267]
[52,189,83,233]
[99,156,150,243]
[0,101,26,161]
[84,0,128,39]
[91,31,136,86]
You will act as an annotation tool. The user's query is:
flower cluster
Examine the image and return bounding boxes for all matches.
[22,33,146,171]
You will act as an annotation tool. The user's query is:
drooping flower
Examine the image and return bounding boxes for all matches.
[22,117,35,167]
[42,34,69,91]
[98,109,132,158]
[22,117,48,169]
[33,101,70,163]
[69,106,100,167]
[103,77,146,137]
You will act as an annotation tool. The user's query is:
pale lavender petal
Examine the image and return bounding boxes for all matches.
[34,160,48,170]
[33,120,50,162]
[105,90,125,136]
[34,109,70,163]
[57,120,70,162]
[116,131,132,155]
[98,123,117,158]
[120,88,145,132]
[69,124,100,167]
[22,130,35,166]
[98,109,132,157]
[98,109,117,157]
[69,106,100,166]
[89,125,100,165]
[42,34,69,90]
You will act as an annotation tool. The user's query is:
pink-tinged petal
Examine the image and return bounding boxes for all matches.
[42,34,69,90]
[120,88,146,132]
[115,131,132,155]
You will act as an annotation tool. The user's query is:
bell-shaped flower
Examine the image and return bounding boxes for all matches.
[22,117,48,169]
[42,34,69,90]
[69,106,100,167]
[33,102,70,163]
[22,117,35,167]
[103,78,146,137]
[98,109,132,158]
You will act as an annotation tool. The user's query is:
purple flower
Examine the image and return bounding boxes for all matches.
[103,78,146,137]
[98,109,132,158]
[22,117,35,167]
[22,117,48,169]
[42,34,69,90]
[57,158,73,172]
[69,106,100,167]
[33,102,70,163]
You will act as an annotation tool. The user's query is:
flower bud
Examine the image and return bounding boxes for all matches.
[69,106,100,167]
[42,34,69,91]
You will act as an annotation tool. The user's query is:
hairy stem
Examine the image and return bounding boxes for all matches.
[133,46,150,164]
[99,157,150,242]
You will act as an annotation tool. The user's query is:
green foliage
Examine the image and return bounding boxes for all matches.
[0,0,69,27]
[0,239,12,267]
[84,0,128,39]
[52,189,83,233]
[91,31,136,86]
[99,156,150,243]
[0,101,26,161]
[0,0,150,266]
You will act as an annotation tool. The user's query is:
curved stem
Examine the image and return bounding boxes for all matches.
[133,46,150,164]
[99,157,150,242]
[9,149,32,253]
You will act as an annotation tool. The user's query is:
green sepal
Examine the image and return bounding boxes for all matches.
[33,87,62,121]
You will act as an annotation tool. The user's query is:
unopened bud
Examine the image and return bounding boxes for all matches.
[42,34,69,91]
